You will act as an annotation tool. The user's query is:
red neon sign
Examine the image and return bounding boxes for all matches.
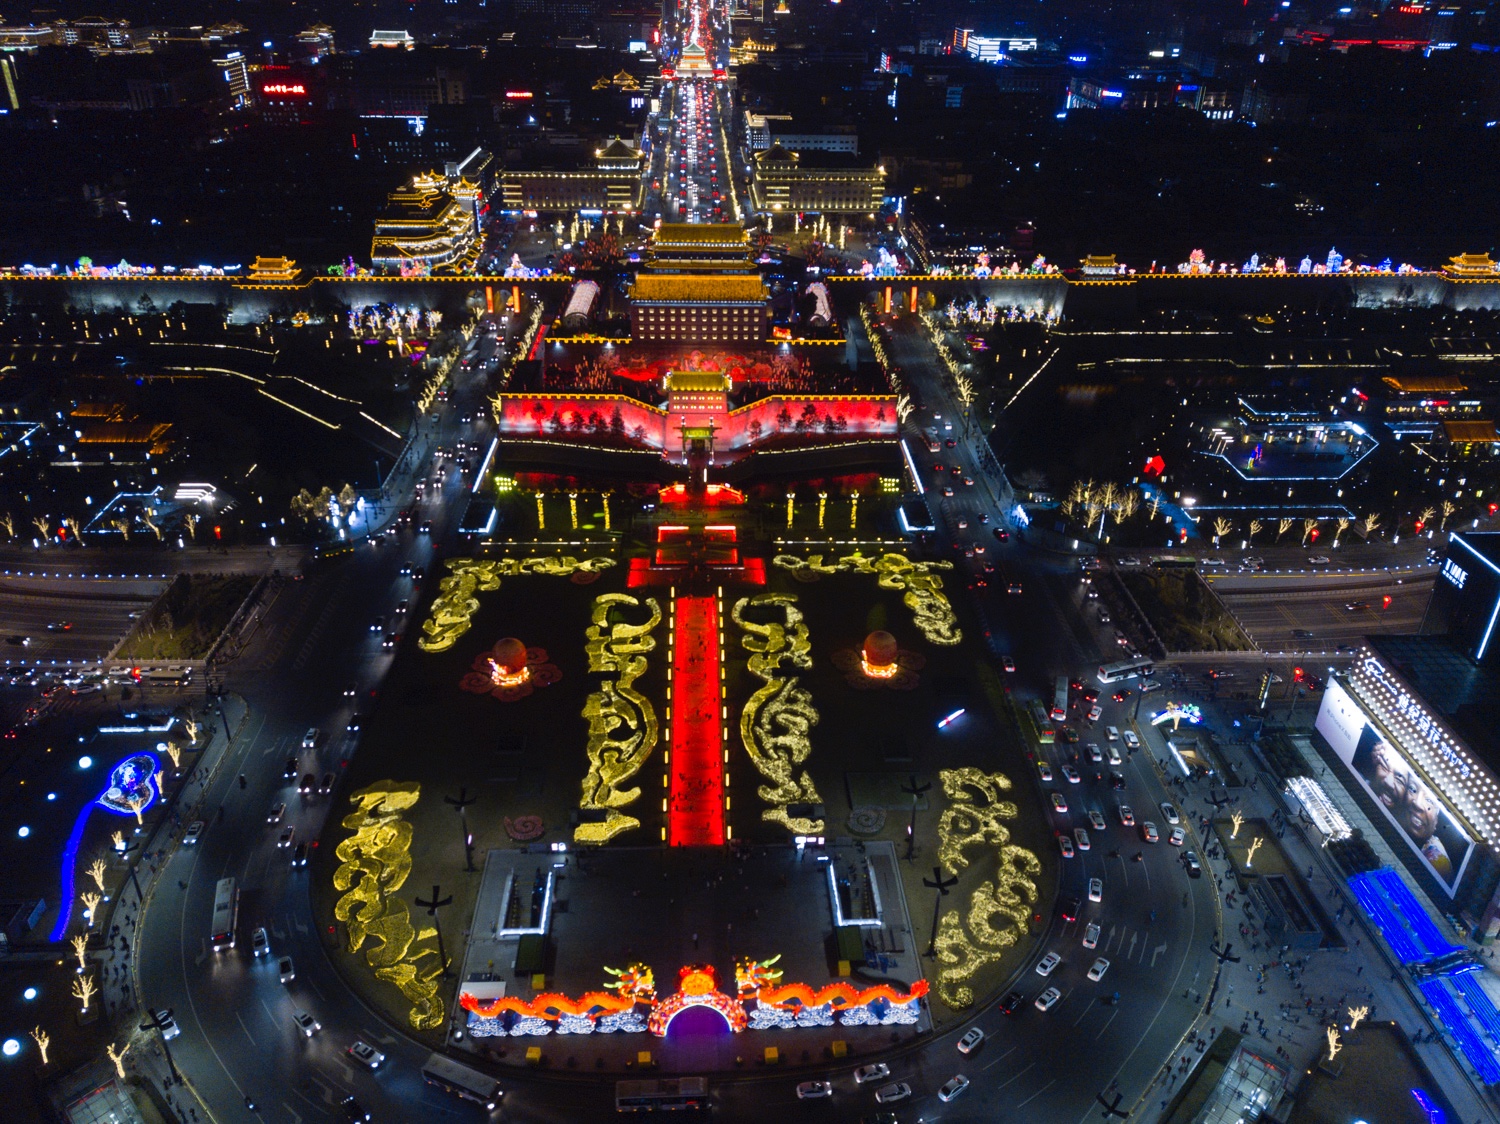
[262,83,307,95]
[504,90,534,99]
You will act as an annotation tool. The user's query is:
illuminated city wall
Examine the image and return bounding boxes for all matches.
[8,273,1500,321]
[721,395,898,448]
[494,393,670,448]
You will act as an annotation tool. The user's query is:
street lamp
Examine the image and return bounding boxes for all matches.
[900,775,930,863]
[414,885,455,979]
[922,866,958,958]
[140,1008,180,1082]
[444,788,477,873]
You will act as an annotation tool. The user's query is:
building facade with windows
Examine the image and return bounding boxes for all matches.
[749,145,884,216]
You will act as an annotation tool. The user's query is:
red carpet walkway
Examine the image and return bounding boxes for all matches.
[668,593,724,846]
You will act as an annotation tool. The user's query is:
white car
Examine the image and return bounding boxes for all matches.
[957,1027,984,1054]
[874,1082,911,1104]
[348,1041,385,1070]
[1059,835,1075,858]
[251,927,270,957]
[1086,742,1103,763]
[1062,765,1081,784]
[1143,822,1159,843]
[853,1063,890,1084]
[1122,731,1141,750]
[1088,810,1106,831]
[301,728,320,749]
[1038,762,1054,781]
[1036,952,1062,977]
[151,1009,180,1039]
[1074,828,1091,851]
[1035,987,1062,1012]
[1160,802,1181,825]
[1089,877,1103,902]
[267,803,285,824]
[938,1075,970,1103]
[278,956,295,983]
[293,1010,321,1038]
[1083,922,1100,949]
[795,1081,832,1100]
[183,820,204,844]
[1088,958,1111,981]
[1118,805,1135,826]
[1169,826,1186,847]
[1087,704,1103,723]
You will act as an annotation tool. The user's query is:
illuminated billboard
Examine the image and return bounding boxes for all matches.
[1316,680,1473,895]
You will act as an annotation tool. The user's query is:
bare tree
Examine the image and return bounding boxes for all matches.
[31,1027,49,1065]
[140,510,162,541]
[109,517,130,540]
[0,512,12,539]
[1419,506,1436,532]
[1212,517,1232,547]
[1361,513,1382,538]
[1334,517,1351,546]
[1116,489,1141,523]
[32,515,50,539]
[62,517,84,545]
[71,975,97,1013]
[1277,517,1294,542]
[1248,519,1263,542]
[1441,500,1458,529]
[86,858,107,893]
[70,934,89,972]
[162,742,182,771]
[1302,517,1319,546]
[81,891,101,926]
[182,513,199,540]
[106,1040,129,1078]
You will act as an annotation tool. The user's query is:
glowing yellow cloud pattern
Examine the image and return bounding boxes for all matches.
[931,767,1041,1010]
[416,556,617,653]
[576,593,662,844]
[732,593,823,835]
[771,552,962,646]
[332,781,445,1029]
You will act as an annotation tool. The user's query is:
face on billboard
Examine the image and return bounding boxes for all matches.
[1316,681,1472,894]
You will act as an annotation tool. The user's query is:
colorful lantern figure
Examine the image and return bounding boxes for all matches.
[460,638,561,702]
[831,631,926,691]
[647,965,748,1035]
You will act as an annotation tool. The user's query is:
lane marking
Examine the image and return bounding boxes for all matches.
[1095,1009,1119,1040]
[994,1060,1034,1091]
[1015,1077,1057,1109]
[235,1009,258,1046]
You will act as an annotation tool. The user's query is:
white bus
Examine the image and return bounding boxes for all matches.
[1098,657,1155,685]
[616,1077,709,1112]
[421,1052,501,1110]
[210,877,238,951]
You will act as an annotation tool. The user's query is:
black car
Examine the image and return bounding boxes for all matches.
[299,773,315,794]
[1060,896,1080,923]
[347,715,362,733]
[998,990,1026,1015]
[291,842,308,867]
[992,528,1010,543]
[340,1097,372,1122]
[283,757,299,780]
[1110,773,1127,791]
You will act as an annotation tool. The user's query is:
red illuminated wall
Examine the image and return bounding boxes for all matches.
[721,396,898,450]
[496,392,898,457]
[494,394,668,448]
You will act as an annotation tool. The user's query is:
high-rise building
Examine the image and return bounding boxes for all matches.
[213,50,250,109]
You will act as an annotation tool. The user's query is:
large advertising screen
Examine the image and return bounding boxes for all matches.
[1316,680,1474,895]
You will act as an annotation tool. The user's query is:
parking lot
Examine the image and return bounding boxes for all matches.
[1209,570,1433,654]
[0,573,163,665]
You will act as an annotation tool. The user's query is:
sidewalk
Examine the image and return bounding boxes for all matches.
[1127,696,1495,1123]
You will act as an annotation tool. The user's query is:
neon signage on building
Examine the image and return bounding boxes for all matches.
[262,83,307,95]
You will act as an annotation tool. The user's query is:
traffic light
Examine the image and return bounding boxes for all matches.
[1309,528,1319,542]
[213,525,222,540]
[1293,666,1304,683]
[1415,519,1425,534]
[1382,594,1392,609]
[1489,503,1498,516]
